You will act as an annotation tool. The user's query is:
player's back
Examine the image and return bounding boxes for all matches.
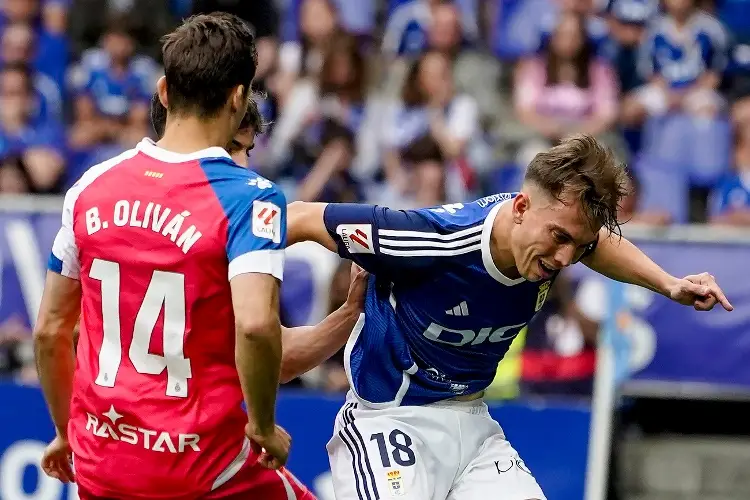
[59,139,285,498]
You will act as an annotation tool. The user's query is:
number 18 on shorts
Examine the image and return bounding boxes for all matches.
[326,399,547,500]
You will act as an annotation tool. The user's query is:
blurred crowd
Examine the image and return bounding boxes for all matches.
[1,0,749,395]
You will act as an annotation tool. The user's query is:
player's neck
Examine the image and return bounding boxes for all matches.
[489,202,519,274]
[158,117,229,155]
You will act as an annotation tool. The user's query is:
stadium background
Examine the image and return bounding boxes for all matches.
[0,0,750,499]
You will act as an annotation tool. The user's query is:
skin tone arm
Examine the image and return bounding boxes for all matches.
[35,272,81,484]
[279,264,367,383]
[582,231,733,311]
[230,273,289,469]
[288,201,337,250]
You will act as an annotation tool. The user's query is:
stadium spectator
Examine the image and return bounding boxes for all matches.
[604,0,658,92]
[513,12,623,158]
[267,32,371,202]
[382,50,478,206]
[621,0,729,126]
[710,109,750,225]
[67,0,173,59]
[67,15,156,181]
[536,0,613,60]
[273,0,341,105]
[0,63,65,193]
[381,0,478,58]
[1,22,64,121]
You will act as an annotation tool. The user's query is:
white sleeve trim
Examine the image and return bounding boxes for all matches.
[51,226,80,279]
[228,249,285,281]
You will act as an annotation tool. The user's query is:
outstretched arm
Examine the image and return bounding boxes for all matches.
[279,264,368,383]
[582,231,733,311]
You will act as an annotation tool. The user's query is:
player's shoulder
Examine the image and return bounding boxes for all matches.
[198,157,285,221]
[414,193,514,234]
[64,147,141,209]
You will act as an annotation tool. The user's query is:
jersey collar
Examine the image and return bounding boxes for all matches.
[136,138,231,163]
[481,200,526,286]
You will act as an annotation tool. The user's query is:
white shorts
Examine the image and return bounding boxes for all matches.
[327,394,546,500]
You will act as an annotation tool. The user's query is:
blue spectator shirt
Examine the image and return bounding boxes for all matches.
[638,12,729,88]
[711,171,750,215]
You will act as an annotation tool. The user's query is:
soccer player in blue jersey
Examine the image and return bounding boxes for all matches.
[288,134,733,500]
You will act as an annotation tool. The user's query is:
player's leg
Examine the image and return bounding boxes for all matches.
[447,432,546,500]
[327,401,455,500]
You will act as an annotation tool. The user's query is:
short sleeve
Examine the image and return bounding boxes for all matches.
[48,186,80,279]
[323,203,448,277]
[226,184,287,281]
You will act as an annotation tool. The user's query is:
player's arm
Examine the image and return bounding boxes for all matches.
[35,191,82,440]
[279,264,367,383]
[226,183,287,438]
[34,273,81,439]
[581,230,733,311]
[288,201,438,277]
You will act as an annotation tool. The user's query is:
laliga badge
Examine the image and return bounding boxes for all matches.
[386,470,405,497]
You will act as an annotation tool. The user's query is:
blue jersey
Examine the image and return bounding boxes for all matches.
[638,12,729,88]
[324,194,596,406]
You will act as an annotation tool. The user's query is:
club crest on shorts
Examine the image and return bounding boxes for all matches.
[535,281,551,312]
[386,470,405,497]
[252,201,281,243]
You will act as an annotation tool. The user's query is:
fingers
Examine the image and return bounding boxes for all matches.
[707,284,733,311]
[42,454,74,483]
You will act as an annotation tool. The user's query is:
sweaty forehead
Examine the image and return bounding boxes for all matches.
[543,198,600,242]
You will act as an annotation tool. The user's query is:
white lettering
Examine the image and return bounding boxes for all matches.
[162,211,189,242]
[142,201,155,228]
[105,201,203,255]
[113,200,130,227]
[129,200,143,227]
[422,323,475,346]
[423,322,527,346]
[178,434,201,452]
[151,205,171,233]
[139,428,157,449]
[177,226,202,254]
[86,207,102,235]
[119,424,138,445]
[152,432,177,453]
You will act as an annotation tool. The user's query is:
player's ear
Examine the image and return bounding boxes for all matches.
[157,76,168,109]
[512,193,529,224]
[230,85,247,115]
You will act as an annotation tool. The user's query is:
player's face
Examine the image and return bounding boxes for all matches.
[511,192,599,282]
[228,126,256,168]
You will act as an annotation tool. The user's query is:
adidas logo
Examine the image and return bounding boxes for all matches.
[445,301,469,316]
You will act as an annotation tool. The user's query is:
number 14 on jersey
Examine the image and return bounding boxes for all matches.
[89,258,192,397]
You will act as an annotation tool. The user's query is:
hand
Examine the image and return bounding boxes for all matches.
[344,264,368,312]
[41,435,75,483]
[667,273,733,311]
[246,423,291,470]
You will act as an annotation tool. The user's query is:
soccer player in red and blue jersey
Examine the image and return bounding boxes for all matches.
[32,13,326,499]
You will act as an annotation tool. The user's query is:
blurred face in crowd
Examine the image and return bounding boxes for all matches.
[418,52,452,102]
[560,0,592,15]
[300,0,337,43]
[428,4,462,53]
[0,68,33,124]
[1,24,34,64]
[103,29,135,65]
[0,158,29,193]
[3,0,38,23]
[551,13,585,59]
[327,52,355,87]
[664,0,694,19]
